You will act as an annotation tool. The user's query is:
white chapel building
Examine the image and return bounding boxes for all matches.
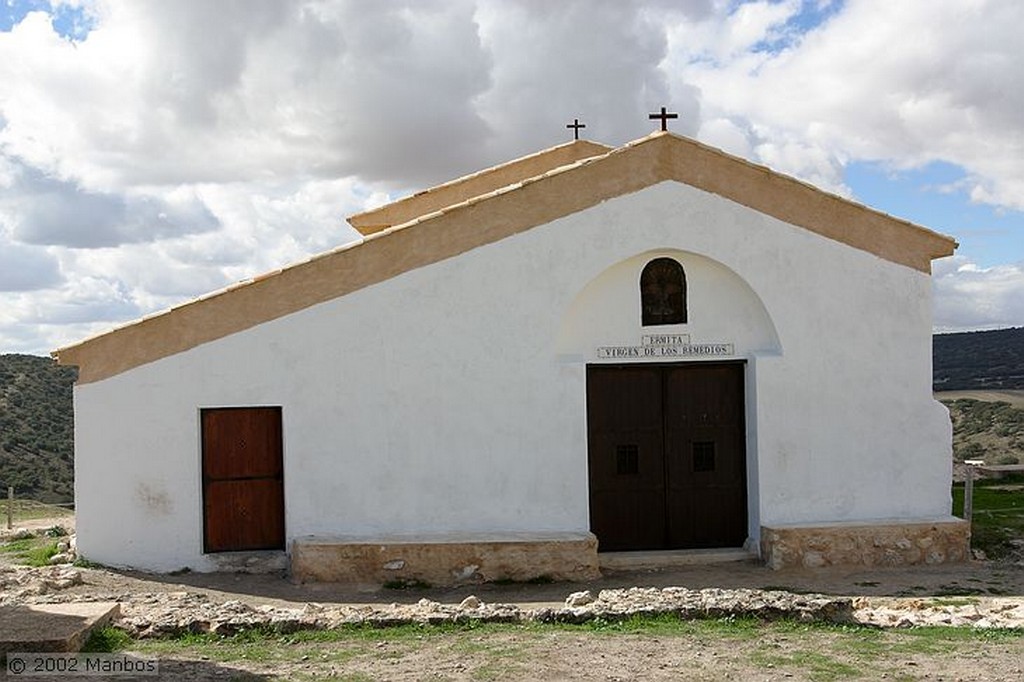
[55,131,968,581]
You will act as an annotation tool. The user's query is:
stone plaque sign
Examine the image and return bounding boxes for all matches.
[596,335,734,360]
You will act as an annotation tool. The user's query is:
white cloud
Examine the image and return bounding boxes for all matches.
[1,164,220,247]
[474,0,697,158]
[0,0,498,190]
[0,237,62,291]
[933,256,1024,331]
[717,0,802,58]
[676,0,1024,210]
[0,273,139,352]
[0,0,1023,355]
[697,117,753,159]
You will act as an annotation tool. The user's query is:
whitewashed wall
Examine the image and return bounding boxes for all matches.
[73,181,952,571]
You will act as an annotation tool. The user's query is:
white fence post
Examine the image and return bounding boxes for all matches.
[5,486,11,530]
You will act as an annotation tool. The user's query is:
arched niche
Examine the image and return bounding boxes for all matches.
[556,249,781,359]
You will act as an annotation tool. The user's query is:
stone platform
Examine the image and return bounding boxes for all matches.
[761,517,970,570]
[291,532,600,585]
[0,602,119,660]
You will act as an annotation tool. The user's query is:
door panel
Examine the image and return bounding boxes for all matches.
[202,407,285,553]
[586,367,665,551]
[664,364,747,548]
[587,363,747,551]
[203,478,285,552]
[201,408,283,480]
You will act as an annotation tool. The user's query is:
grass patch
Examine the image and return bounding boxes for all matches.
[925,596,980,607]
[0,499,73,523]
[952,475,1024,559]
[450,636,533,681]
[135,623,466,669]
[751,648,860,681]
[0,536,60,566]
[82,627,133,653]
[115,617,1024,680]
[579,613,764,639]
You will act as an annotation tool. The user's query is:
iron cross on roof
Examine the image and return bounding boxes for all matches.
[649,106,678,131]
[566,118,586,140]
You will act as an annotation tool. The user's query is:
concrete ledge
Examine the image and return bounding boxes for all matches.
[0,603,120,659]
[599,548,756,571]
[761,517,970,570]
[206,550,288,574]
[291,532,601,585]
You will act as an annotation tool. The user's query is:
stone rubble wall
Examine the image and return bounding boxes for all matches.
[5,565,1024,634]
[86,587,862,638]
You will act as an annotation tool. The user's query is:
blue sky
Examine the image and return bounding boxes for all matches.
[847,162,1024,268]
[1,0,1023,354]
[0,0,91,36]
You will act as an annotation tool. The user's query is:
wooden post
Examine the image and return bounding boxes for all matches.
[964,464,975,524]
[5,487,12,530]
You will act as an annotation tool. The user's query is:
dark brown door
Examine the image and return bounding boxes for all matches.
[587,362,746,551]
[586,366,666,551]
[202,407,285,553]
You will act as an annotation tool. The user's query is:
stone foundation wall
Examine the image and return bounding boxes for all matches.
[290,532,600,585]
[761,518,970,570]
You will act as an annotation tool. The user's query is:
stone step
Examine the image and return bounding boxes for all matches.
[0,602,120,660]
[599,547,757,571]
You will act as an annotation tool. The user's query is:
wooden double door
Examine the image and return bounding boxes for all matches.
[587,362,747,551]
[201,407,285,553]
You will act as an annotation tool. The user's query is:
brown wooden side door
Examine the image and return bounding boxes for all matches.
[201,407,285,553]
[587,362,747,551]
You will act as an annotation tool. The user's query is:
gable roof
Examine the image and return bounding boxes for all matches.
[54,132,957,385]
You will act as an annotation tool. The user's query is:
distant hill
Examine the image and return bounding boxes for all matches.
[942,398,1023,465]
[0,326,1021,504]
[934,327,1024,390]
[0,354,76,503]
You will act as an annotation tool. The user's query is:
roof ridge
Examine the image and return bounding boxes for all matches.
[347,138,614,235]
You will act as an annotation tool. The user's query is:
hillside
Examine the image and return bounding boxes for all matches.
[0,354,77,502]
[942,398,1024,465]
[933,327,1024,390]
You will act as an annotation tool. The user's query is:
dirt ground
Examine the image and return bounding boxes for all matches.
[12,514,1024,609]
[5,516,1024,681]
[67,551,1024,611]
[134,624,1024,682]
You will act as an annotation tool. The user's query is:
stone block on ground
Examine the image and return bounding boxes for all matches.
[0,602,120,659]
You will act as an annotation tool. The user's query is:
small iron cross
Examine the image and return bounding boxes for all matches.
[566,118,586,140]
[649,106,678,131]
